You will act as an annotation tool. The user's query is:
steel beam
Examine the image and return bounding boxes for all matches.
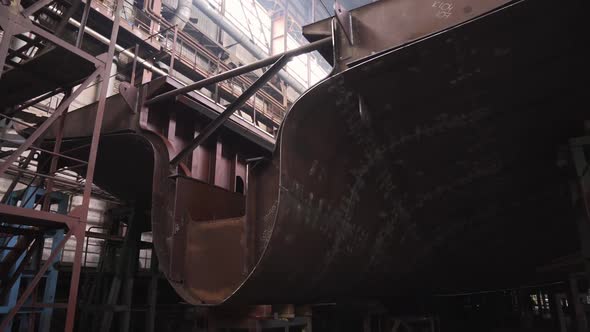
[130,43,138,85]
[170,55,289,166]
[145,37,331,105]
[75,0,91,47]
[62,224,86,332]
[64,0,124,330]
[78,0,122,215]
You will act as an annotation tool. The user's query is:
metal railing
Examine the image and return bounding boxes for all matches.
[93,0,289,127]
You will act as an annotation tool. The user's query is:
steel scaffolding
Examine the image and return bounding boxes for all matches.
[0,0,123,329]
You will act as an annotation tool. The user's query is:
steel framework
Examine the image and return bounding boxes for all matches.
[0,0,124,329]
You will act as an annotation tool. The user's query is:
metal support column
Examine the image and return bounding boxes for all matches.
[75,0,92,47]
[39,194,69,332]
[64,0,124,329]
[169,25,178,78]
[145,253,159,332]
[99,209,141,332]
[118,220,141,332]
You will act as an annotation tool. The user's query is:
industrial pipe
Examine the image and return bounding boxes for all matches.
[67,17,168,76]
[146,37,331,105]
[171,0,192,30]
[192,0,307,94]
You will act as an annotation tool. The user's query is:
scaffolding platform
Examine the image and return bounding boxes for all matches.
[0,204,76,229]
[0,47,96,111]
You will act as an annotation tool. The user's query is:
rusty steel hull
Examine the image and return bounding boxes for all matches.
[187,0,584,304]
[42,0,586,306]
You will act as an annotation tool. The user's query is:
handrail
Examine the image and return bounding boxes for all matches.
[79,0,299,125]
[142,9,288,121]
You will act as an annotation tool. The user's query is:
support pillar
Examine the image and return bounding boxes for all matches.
[145,253,159,332]
[99,208,142,332]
